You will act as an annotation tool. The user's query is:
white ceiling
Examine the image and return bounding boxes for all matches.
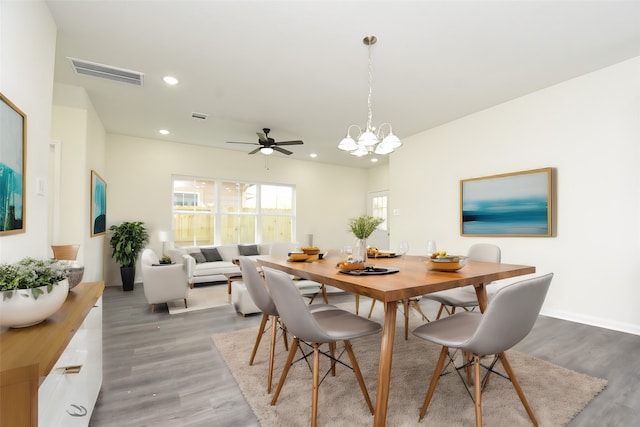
[46,0,640,168]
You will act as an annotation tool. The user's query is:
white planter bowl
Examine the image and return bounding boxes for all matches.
[0,279,69,328]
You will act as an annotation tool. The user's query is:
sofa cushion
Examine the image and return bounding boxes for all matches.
[193,261,239,277]
[189,252,207,264]
[238,244,259,256]
[201,247,222,262]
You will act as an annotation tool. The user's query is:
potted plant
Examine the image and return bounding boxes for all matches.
[0,257,70,328]
[109,221,149,291]
[348,215,384,262]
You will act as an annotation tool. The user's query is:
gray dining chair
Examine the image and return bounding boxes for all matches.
[412,272,553,427]
[421,243,502,319]
[262,266,382,427]
[240,257,336,393]
[239,256,287,393]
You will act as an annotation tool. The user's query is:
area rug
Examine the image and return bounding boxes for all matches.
[167,283,229,314]
[212,310,607,426]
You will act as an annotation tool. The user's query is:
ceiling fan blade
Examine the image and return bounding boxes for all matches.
[274,140,304,146]
[227,141,259,145]
[257,132,269,143]
[273,146,293,155]
[248,147,262,155]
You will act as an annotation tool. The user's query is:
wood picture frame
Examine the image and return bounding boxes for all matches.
[0,93,27,236]
[91,170,106,236]
[461,167,553,237]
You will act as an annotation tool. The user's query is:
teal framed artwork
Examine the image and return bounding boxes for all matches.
[461,167,553,237]
[91,170,106,236]
[0,92,26,236]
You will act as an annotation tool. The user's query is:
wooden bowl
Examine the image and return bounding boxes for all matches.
[301,247,320,255]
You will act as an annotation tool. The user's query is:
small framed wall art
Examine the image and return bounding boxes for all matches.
[0,93,27,236]
[91,170,107,236]
[460,167,553,237]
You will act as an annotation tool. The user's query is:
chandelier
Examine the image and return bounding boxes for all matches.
[338,35,401,157]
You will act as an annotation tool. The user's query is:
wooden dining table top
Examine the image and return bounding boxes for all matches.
[257,254,536,303]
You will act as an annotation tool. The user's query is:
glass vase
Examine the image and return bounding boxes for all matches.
[352,238,368,263]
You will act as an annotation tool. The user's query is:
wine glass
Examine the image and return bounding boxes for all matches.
[398,241,409,258]
[426,240,437,257]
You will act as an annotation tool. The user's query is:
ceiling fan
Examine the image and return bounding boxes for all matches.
[227,128,304,155]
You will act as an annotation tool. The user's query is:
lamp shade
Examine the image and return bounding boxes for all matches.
[260,147,274,155]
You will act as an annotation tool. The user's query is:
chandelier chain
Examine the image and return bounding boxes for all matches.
[367,41,373,132]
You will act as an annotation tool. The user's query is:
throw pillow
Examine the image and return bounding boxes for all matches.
[238,244,259,256]
[189,252,207,264]
[201,247,222,262]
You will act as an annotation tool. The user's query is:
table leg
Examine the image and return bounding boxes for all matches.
[474,283,489,312]
[373,301,397,427]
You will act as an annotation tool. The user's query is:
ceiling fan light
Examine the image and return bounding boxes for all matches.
[338,136,358,151]
[260,147,274,155]
[358,130,379,147]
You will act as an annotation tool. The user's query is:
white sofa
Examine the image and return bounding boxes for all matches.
[167,243,273,286]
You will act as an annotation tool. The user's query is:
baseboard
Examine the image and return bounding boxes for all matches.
[541,307,640,336]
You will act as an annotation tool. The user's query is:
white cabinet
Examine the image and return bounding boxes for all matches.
[38,297,102,426]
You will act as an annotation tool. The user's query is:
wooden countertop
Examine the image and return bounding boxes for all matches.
[0,281,105,383]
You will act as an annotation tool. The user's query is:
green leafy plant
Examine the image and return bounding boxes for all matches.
[0,258,68,299]
[108,221,149,267]
[349,215,384,239]
[160,255,172,264]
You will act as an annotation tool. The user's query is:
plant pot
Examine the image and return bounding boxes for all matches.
[120,266,135,291]
[0,279,69,328]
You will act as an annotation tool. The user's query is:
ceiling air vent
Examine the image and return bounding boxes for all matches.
[191,112,208,120]
[68,57,144,87]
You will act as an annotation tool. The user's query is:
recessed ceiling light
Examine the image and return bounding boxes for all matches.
[371,158,379,163]
[163,76,179,85]
[159,129,170,135]
[310,153,318,158]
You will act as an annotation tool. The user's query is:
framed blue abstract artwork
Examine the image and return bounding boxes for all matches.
[91,170,106,236]
[0,93,26,236]
[461,168,553,237]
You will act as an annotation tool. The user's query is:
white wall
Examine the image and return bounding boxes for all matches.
[0,1,56,261]
[104,135,370,286]
[390,57,640,334]
[51,83,107,282]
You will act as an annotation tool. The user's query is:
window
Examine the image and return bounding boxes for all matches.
[172,177,295,246]
[371,194,388,231]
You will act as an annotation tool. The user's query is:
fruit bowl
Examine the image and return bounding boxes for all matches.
[425,255,468,272]
[301,246,320,255]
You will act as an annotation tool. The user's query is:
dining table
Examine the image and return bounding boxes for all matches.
[257,254,536,427]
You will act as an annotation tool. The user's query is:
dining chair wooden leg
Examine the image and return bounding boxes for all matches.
[312,343,320,427]
[420,346,449,420]
[321,285,329,304]
[279,318,289,351]
[271,337,299,405]
[368,299,376,318]
[329,342,337,376]
[183,298,188,309]
[498,352,538,426]
[250,313,269,366]
[410,299,429,322]
[403,299,410,340]
[344,340,375,414]
[268,315,278,393]
[474,355,483,427]
[355,294,360,315]
[436,303,445,319]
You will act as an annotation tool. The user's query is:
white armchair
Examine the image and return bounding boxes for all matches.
[141,249,190,313]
